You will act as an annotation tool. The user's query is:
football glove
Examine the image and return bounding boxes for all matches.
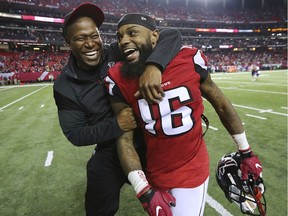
[138,188,176,216]
[239,148,263,180]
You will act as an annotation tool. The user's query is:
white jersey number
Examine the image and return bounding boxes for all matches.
[138,86,194,136]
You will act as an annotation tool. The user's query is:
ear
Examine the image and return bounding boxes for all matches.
[63,33,71,45]
[65,41,71,49]
[151,30,160,48]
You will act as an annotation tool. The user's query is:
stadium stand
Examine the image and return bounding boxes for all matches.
[0,0,287,83]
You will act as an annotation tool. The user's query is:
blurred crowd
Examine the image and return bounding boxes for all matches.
[205,49,287,72]
[0,0,286,46]
[0,48,286,75]
[0,50,68,74]
[1,0,286,22]
[0,0,286,83]
[0,27,286,48]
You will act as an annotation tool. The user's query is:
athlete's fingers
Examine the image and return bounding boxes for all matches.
[147,86,163,104]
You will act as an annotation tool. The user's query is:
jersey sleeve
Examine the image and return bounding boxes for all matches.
[145,28,182,71]
[193,49,209,83]
[104,72,128,104]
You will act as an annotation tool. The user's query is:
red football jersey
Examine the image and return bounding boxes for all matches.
[105,47,210,190]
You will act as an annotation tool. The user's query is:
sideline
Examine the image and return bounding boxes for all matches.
[0,85,49,111]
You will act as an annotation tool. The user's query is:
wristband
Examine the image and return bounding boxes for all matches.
[239,147,254,159]
[128,170,150,195]
[138,188,154,203]
[231,132,250,150]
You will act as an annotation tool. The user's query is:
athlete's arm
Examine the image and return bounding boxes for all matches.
[200,73,262,181]
[135,28,182,104]
[146,28,182,72]
[200,73,245,135]
[109,97,176,214]
[109,97,142,173]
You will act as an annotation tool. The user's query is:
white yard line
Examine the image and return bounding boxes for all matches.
[203,100,287,117]
[232,104,288,117]
[221,87,287,95]
[0,85,49,111]
[215,81,287,87]
[245,114,267,120]
[0,87,16,91]
[202,123,218,131]
[206,194,233,216]
[44,151,54,167]
[0,83,52,89]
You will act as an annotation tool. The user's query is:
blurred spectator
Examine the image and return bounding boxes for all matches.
[0,0,286,78]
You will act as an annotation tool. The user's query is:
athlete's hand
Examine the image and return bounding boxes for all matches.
[117,107,137,132]
[138,188,176,216]
[239,148,263,180]
[134,65,164,104]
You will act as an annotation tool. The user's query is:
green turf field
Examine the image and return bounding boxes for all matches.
[0,70,287,216]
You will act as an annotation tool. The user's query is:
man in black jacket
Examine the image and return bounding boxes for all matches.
[53,3,181,216]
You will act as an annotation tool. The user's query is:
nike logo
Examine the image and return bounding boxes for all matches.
[255,163,262,169]
[156,206,162,216]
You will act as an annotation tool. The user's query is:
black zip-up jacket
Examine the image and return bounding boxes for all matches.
[53,29,181,148]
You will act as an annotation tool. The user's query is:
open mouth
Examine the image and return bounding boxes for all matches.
[83,50,98,60]
[123,48,139,62]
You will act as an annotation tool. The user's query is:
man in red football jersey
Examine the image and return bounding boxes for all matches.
[105,13,263,216]
[54,3,182,216]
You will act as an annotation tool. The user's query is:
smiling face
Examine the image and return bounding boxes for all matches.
[116,24,159,78]
[116,24,159,63]
[66,16,103,71]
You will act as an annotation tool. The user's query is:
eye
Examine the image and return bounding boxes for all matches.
[116,32,122,42]
[91,34,99,40]
[129,30,138,37]
[73,37,85,42]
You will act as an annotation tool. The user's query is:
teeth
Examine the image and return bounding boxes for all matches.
[85,51,98,56]
[124,48,135,54]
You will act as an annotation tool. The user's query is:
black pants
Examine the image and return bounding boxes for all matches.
[85,143,146,216]
[85,145,126,216]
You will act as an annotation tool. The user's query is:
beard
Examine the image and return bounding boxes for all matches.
[120,41,153,79]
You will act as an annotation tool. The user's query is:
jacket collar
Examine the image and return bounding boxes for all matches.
[64,52,105,82]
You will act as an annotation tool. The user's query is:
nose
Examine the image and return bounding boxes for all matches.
[119,34,131,46]
[84,37,95,48]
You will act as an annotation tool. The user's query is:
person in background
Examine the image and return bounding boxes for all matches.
[251,65,260,81]
[105,13,264,216]
[53,3,182,216]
